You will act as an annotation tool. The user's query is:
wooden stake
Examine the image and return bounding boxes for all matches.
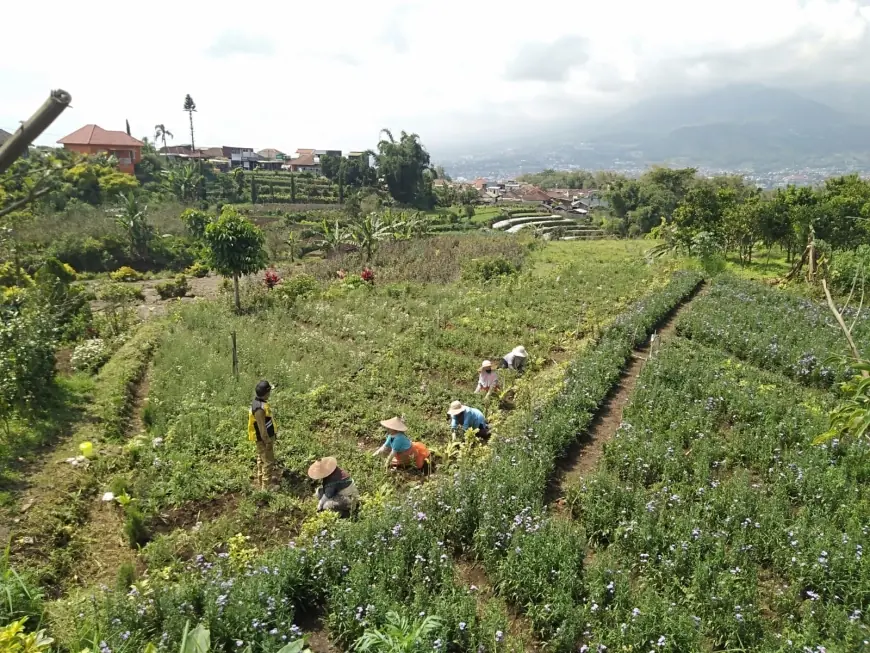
[231,331,239,379]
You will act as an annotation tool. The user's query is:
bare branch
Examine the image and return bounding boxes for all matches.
[823,278,869,377]
[850,267,865,335]
[0,186,51,218]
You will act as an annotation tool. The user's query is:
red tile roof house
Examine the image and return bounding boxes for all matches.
[58,125,144,174]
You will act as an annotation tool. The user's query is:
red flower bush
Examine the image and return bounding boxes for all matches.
[264,268,281,290]
[361,267,375,284]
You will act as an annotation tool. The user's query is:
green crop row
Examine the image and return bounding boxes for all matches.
[565,337,869,651]
[676,275,870,387]
[57,267,699,652]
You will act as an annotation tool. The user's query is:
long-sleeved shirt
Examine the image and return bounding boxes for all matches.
[321,467,352,499]
[476,370,499,392]
[451,406,487,431]
[502,352,526,371]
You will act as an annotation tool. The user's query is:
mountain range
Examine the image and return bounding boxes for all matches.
[441,83,870,175]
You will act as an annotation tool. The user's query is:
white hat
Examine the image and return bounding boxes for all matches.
[479,360,493,372]
[447,400,465,416]
[512,346,528,358]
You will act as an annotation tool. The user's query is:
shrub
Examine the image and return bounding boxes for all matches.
[34,257,76,284]
[185,261,210,278]
[264,268,281,289]
[116,562,136,593]
[155,274,189,300]
[70,338,109,373]
[829,244,870,294]
[110,266,143,282]
[124,505,149,547]
[461,255,520,282]
[276,273,318,305]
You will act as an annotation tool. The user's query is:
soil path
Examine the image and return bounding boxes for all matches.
[547,282,707,506]
[73,367,151,590]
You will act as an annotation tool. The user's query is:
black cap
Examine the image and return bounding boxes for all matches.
[255,380,272,397]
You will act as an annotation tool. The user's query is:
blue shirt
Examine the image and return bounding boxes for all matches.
[451,407,487,431]
[384,432,412,453]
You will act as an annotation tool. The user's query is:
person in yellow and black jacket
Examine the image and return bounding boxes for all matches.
[247,380,279,489]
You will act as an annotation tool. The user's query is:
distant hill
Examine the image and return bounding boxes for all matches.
[580,84,870,169]
[440,84,870,175]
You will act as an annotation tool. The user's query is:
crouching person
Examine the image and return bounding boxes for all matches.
[308,457,359,516]
[374,417,431,471]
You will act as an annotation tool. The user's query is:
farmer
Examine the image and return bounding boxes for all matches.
[247,380,279,489]
[308,456,359,516]
[475,359,500,396]
[447,400,490,440]
[373,416,431,471]
[499,345,528,374]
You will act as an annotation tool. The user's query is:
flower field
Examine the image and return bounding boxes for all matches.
[50,259,704,653]
[676,275,870,387]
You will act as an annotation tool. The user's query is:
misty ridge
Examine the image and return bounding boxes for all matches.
[439,83,870,173]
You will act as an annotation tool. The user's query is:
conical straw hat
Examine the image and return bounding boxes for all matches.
[308,456,338,480]
[379,416,408,432]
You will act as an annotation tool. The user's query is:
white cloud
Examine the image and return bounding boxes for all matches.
[1,0,868,156]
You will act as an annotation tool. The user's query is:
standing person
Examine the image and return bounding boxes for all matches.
[447,400,490,440]
[308,457,359,516]
[499,346,528,374]
[373,417,430,471]
[247,380,279,489]
[475,360,500,396]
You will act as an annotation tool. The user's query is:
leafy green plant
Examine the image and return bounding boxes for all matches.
[461,255,520,282]
[354,611,442,653]
[0,619,53,653]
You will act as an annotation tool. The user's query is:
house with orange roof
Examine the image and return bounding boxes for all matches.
[58,125,144,174]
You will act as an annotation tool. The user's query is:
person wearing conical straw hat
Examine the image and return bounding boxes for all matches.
[499,345,528,374]
[373,416,431,471]
[308,456,359,515]
[448,400,490,440]
[475,360,500,396]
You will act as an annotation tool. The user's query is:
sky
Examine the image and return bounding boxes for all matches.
[2,0,870,158]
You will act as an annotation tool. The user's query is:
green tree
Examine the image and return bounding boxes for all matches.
[204,207,267,311]
[290,174,297,202]
[115,192,153,260]
[320,154,342,181]
[154,124,173,154]
[250,174,258,204]
[374,129,435,208]
[180,208,212,239]
[183,94,197,151]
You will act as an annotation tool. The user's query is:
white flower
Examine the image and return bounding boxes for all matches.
[102,492,115,502]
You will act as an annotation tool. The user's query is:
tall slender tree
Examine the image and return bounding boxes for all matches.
[183,94,197,151]
[154,124,173,154]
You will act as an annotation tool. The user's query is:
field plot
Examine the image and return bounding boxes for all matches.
[47,257,701,653]
[126,238,665,540]
[677,274,870,387]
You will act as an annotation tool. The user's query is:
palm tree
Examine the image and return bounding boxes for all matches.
[183,95,197,151]
[162,163,202,203]
[315,219,347,254]
[115,192,152,259]
[154,124,174,155]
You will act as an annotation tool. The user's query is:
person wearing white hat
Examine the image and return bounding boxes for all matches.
[447,401,490,440]
[499,345,528,374]
[475,360,500,396]
[373,417,431,471]
[308,456,359,515]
